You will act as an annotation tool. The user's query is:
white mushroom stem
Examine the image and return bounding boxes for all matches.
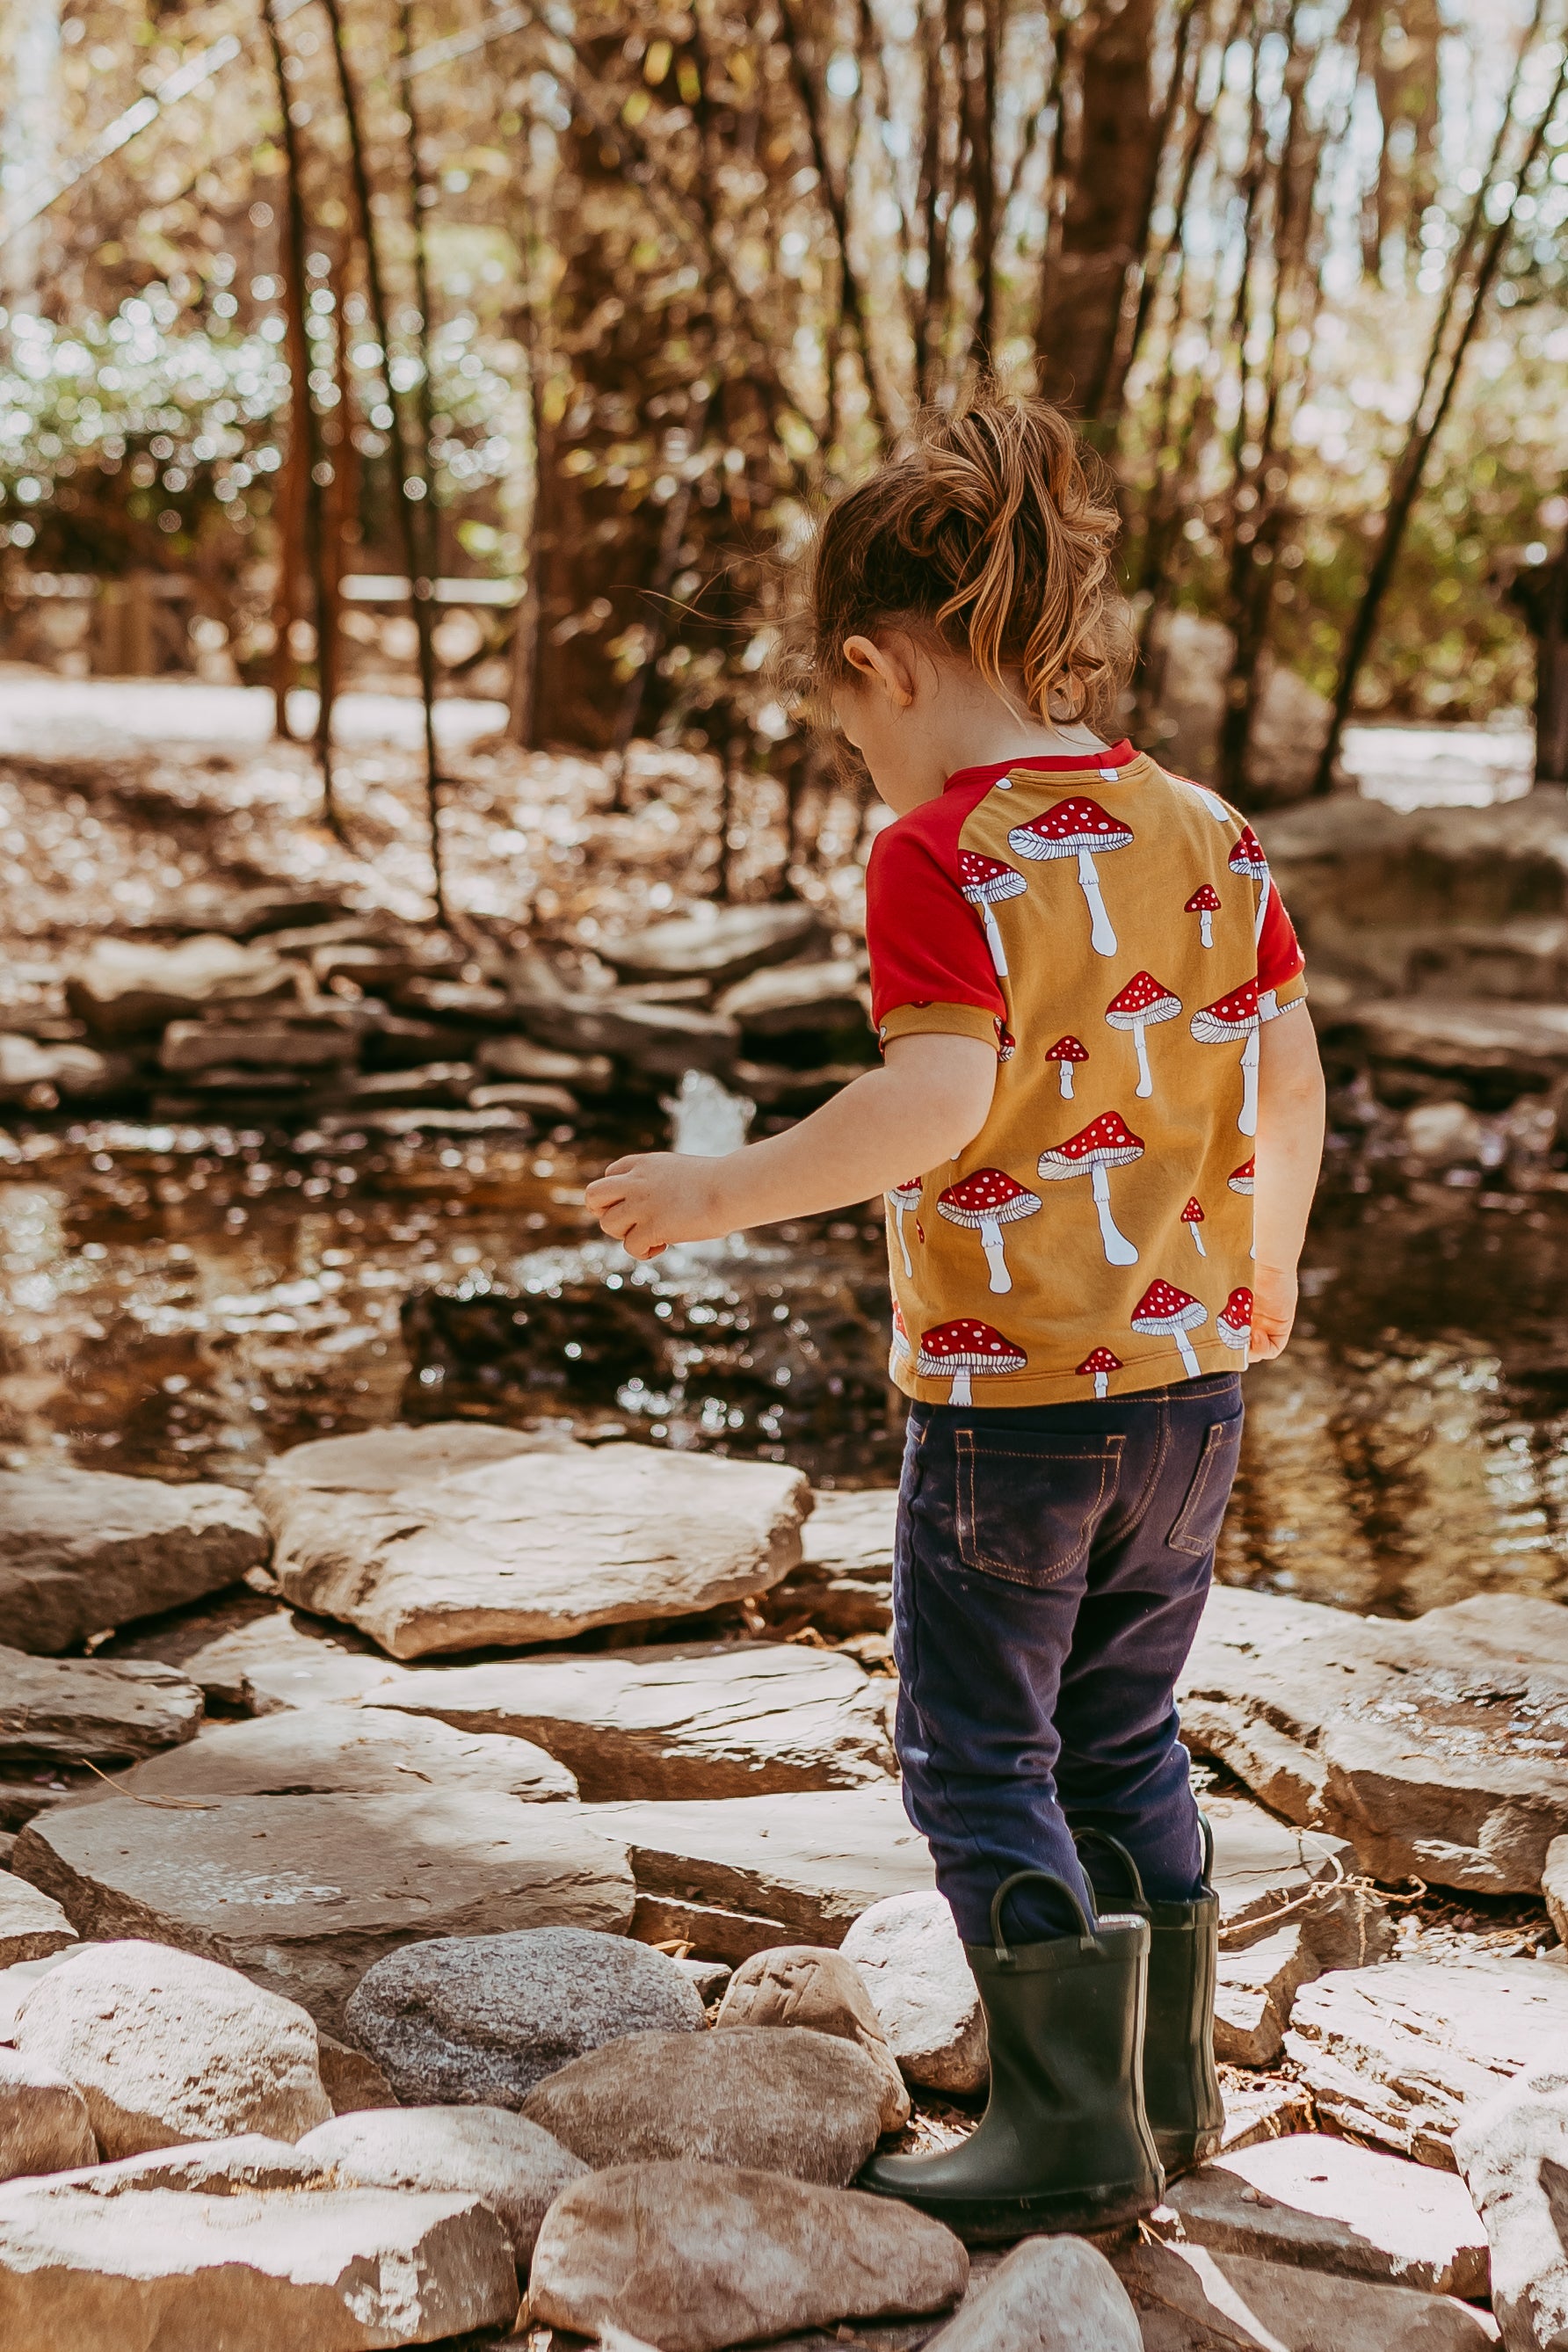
[949,1367,973,1405]
[1088,1160,1138,1266]
[1175,1325,1201,1376]
[1093,1368,1109,1399]
[977,1213,1011,1294]
[890,1201,913,1279]
[1059,1060,1075,1100]
[1238,1027,1259,1136]
[1200,909,1214,947]
[1130,1018,1152,1098]
[978,900,1009,976]
[1254,873,1270,945]
[1077,848,1118,956]
[1190,1223,1207,1256]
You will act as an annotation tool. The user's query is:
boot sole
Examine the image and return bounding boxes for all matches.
[860,2174,1161,2247]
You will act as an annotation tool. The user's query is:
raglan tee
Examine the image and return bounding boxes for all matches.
[866,741,1307,1405]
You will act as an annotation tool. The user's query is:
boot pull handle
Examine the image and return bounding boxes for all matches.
[1199,1809,1215,1887]
[989,1869,1097,1963]
[1072,1826,1147,1908]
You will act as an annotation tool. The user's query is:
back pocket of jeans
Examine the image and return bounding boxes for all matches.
[1166,1415,1245,1557]
[955,1431,1121,1588]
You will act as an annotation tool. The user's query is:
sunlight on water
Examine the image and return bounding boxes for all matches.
[663,1070,755,1158]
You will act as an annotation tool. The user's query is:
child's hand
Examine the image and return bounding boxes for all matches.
[584,1152,728,1261]
[1248,1263,1298,1363]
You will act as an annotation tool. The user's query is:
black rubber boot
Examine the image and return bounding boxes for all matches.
[1076,1821,1223,2178]
[858,1869,1164,2244]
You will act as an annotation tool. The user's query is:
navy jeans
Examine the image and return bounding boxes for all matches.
[893,1372,1244,1947]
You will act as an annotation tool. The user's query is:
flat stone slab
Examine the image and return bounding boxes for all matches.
[0,1647,203,1764]
[382,1641,897,1799]
[1214,1922,1318,2068]
[0,2141,517,2349]
[66,933,297,1041]
[1160,2132,1489,2297]
[1285,1956,1568,2165]
[601,904,826,984]
[1178,1586,1568,1892]
[1116,2238,1498,2349]
[11,1789,634,2035]
[84,1703,578,1804]
[257,1422,811,1658]
[589,1783,935,1959]
[178,1608,407,1712]
[0,1468,269,1655]
[0,1878,75,1968]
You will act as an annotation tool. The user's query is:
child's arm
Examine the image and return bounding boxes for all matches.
[1250,1009,1326,1361]
[585,1032,998,1259]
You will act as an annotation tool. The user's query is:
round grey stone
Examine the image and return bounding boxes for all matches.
[345,1927,706,2106]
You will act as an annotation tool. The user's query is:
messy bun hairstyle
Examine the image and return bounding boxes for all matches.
[799,388,1134,736]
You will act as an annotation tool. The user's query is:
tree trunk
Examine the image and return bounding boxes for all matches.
[1034,0,1157,416]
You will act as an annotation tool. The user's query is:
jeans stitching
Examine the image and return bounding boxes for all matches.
[1167,1417,1245,1555]
[954,1433,1119,1586]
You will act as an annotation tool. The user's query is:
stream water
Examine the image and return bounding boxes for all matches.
[2,1085,1564,1626]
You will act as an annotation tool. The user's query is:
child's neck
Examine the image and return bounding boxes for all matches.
[932,679,1112,794]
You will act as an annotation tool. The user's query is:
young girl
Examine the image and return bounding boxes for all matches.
[586,390,1325,2241]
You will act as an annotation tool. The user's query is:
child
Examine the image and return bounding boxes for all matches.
[586,391,1325,2241]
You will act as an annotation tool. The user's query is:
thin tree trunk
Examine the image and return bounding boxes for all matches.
[1093,0,1204,421]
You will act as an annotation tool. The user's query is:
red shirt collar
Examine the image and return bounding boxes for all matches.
[945,740,1137,794]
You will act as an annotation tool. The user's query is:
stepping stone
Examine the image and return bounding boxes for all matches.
[89,1703,578,1804]
[0,1648,203,1765]
[925,2237,1140,2352]
[383,1640,897,1799]
[588,1783,935,1960]
[1285,1956,1568,2165]
[529,2158,967,2352]
[839,1890,988,2096]
[601,903,826,984]
[715,1947,909,2133]
[1159,2132,1489,2297]
[66,933,297,1041]
[257,1421,810,1658]
[0,2139,517,2349]
[1455,2069,1568,2352]
[1179,1585,1568,1893]
[1115,2238,1498,2350]
[12,1790,634,2035]
[0,1877,75,1968]
[298,2104,586,2270]
[178,1608,405,1712]
[0,1466,268,1657]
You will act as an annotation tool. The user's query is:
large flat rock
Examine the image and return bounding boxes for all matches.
[589,1782,934,1959]
[1177,1586,1568,1892]
[0,1467,269,1654]
[601,904,826,984]
[76,1703,578,1804]
[0,2138,517,2350]
[0,1647,203,1764]
[257,1422,811,1658]
[381,1641,897,1799]
[66,933,298,1041]
[11,1789,634,2034]
[1115,2237,1499,2350]
[1284,1956,1568,2167]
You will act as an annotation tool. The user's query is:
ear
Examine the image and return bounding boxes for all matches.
[842,634,917,708]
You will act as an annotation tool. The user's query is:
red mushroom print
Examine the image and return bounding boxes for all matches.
[937,1167,1042,1295]
[1007,798,1134,956]
[1185,883,1220,947]
[1036,1109,1143,1267]
[917,1318,1027,1405]
[1191,977,1261,1136]
[998,1025,1017,1063]
[1229,1154,1256,1259]
[1217,1286,1252,1361]
[889,1302,912,1380]
[887,1178,924,1280]
[1229,824,1271,944]
[1078,1346,1122,1400]
[1105,970,1182,1100]
[1181,1196,1207,1257]
[958,851,1027,977]
[1130,1278,1209,1378]
[1043,1034,1088,1100]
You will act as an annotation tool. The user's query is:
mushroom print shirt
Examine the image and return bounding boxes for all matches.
[866,741,1307,1405]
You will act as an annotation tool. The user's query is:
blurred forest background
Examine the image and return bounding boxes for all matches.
[2,0,1567,855]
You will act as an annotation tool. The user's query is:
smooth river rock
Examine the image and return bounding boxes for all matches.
[0,2051,96,2183]
[715,1946,910,2132]
[0,1647,203,1764]
[1161,2132,1489,2297]
[528,2159,968,2352]
[297,2103,586,2269]
[1178,1586,1568,1892]
[0,1467,270,1654]
[382,1639,896,1798]
[0,2138,517,2351]
[345,1926,703,2107]
[1455,2068,1568,2352]
[926,2235,1142,2352]
[86,1702,577,1804]
[11,1791,634,2034]
[257,1421,811,1658]
[839,1889,988,2096]
[523,2024,891,2184]
[1285,1956,1568,2167]
[9,1939,330,2158]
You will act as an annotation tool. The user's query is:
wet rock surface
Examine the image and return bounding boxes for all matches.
[296,2102,586,2269]
[0,1467,269,1655]
[12,1791,635,2033]
[345,1926,703,2107]
[522,2024,892,2183]
[527,2158,969,2352]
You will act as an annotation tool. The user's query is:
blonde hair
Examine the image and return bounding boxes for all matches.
[800,388,1134,734]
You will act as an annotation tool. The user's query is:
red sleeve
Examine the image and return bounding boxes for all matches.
[866,809,1005,1038]
[1257,880,1304,993]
